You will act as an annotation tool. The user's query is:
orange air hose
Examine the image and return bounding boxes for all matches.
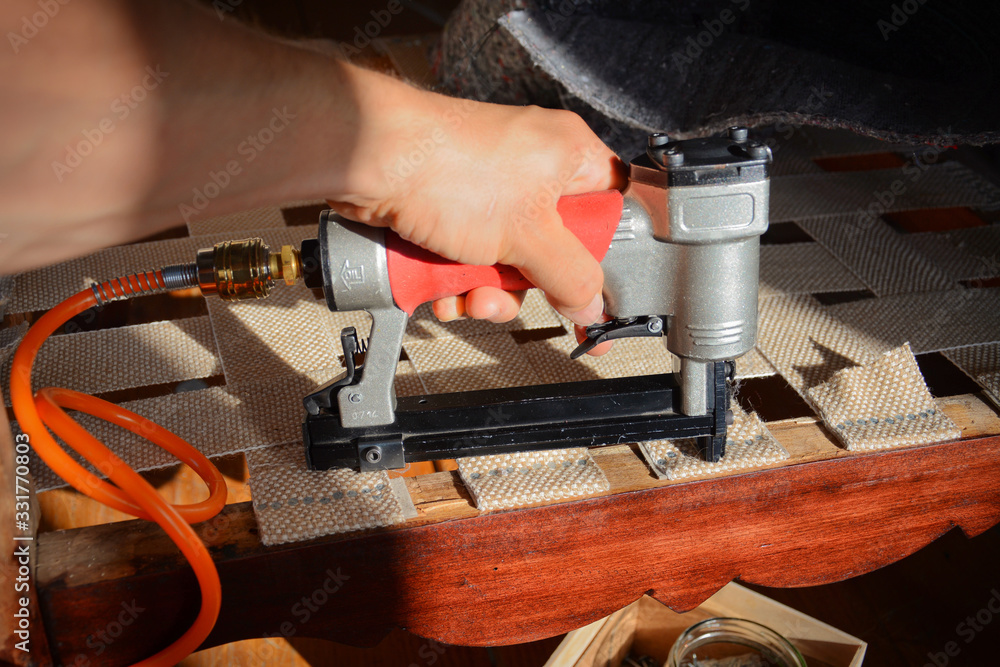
[10,270,227,666]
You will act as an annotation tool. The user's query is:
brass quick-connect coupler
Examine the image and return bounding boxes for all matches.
[196,238,302,301]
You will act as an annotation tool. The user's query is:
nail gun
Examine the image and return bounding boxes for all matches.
[295,128,771,471]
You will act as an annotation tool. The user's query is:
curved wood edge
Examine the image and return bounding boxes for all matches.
[33,432,1000,666]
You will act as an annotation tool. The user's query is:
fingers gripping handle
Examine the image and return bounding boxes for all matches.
[385,190,625,315]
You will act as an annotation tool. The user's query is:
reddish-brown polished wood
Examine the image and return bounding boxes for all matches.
[34,432,1000,667]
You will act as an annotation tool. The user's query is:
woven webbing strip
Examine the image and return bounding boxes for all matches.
[734,348,776,380]
[798,216,958,296]
[0,275,15,318]
[403,332,539,393]
[764,127,915,178]
[638,404,788,481]
[456,447,609,512]
[945,226,1000,278]
[825,288,1000,355]
[770,162,1000,223]
[1,317,220,405]
[807,344,960,451]
[206,281,341,385]
[23,362,421,491]
[944,343,1000,408]
[0,322,25,347]
[906,231,1000,283]
[247,442,416,546]
[756,295,883,393]
[759,243,865,298]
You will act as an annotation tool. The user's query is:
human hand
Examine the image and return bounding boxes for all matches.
[325,68,626,350]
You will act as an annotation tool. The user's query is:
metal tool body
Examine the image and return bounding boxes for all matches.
[301,129,771,471]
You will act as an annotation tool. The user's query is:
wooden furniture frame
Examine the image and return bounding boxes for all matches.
[26,393,1000,666]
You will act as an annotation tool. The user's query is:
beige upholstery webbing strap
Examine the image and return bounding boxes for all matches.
[807,344,961,451]
[638,404,788,481]
[944,343,1000,408]
[404,332,538,394]
[769,162,1000,223]
[798,215,959,296]
[825,288,1000,355]
[906,230,1000,282]
[756,295,883,393]
[734,348,776,380]
[246,442,416,546]
[1,317,220,405]
[456,448,609,512]
[206,282,341,385]
[520,333,675,384]
[759,243,865,298]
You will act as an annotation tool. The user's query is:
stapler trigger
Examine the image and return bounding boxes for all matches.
[302,327,365,417]
[570,315,666,359]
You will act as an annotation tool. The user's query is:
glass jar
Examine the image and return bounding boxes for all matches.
[666,617,807,667]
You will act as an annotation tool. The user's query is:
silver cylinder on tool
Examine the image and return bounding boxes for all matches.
[600,129,771,415]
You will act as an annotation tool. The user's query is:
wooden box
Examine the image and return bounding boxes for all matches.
[545,583,866,667]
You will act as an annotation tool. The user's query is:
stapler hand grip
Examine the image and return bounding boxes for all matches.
[384,190,624,315]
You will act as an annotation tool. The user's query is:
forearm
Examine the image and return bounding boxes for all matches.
[0,0,407,271]
[124,3,361,219]
[1,0,620,326]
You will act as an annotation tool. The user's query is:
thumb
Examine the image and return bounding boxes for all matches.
[504,208,605,326]
[564,150,629,196]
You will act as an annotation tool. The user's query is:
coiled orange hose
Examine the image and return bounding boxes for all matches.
[10,272,226,666]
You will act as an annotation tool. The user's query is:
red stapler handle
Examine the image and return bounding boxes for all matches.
[384,190,624,315]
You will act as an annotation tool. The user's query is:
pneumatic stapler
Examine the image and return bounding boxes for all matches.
[298,128,772,471]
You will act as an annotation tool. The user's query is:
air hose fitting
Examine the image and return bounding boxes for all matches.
[195,237,302,301]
